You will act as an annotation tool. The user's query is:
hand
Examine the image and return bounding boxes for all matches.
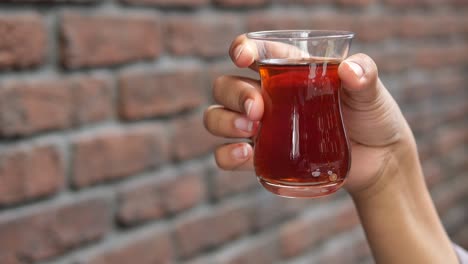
[203,34,460,263]
[203,34,418,197]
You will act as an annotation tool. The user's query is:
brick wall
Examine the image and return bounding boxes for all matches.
[0,0,467,263]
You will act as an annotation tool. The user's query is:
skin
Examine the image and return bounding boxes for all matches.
[203,34,459,263]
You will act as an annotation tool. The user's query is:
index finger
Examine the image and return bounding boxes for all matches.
[229,34,258,70]
[229,34,308,71]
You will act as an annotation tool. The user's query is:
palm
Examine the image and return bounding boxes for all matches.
[339,80,409,193]
[345,141,389,193]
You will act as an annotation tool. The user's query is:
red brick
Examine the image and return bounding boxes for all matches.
[459,15,468,34]
[72,126,169,188]
[118,67,206,120]
[433,176,468,215]
[214,0,269,7]
[275,0,333,4]
[404,109,435,136]
[441,101,468,125]
[165,15,242,58]
[431,73,465,98]
[0,197,111,263]
[337,0,374,6]
[434,127,467,156]
[118,168,206,227]
[450,0,468,6]
[210,202,252,246]
[422,160,443,188]
[401,80,436,104]
[384,0,432,8]
[253,194,309,230]
[370,48,411,73]
[214,234,278,264]
[397,14,457,38]
[81,229,173,264]
[0,79,73,137]
[61,13,161,69]
[212,169,258,199]
[174,211,213,258]
[441,138,468,171]
[415,44,468,68]
[71,76,114,125]
[278,199,359,259]
[279,217,316,258]
[248,12,388,43]
[453,226,468,249]
[174,201,252,258]
[307,13,355,32]
[121,0,208,7]
[246,11,309,32]
[353,15,395,42]
[0,76,112,137]
[0,145,64,206]
[416,139,433,162]
[333,201,360,232]
[0,13,46,69]
[117,176,166,226]
[183,256,215,264]
[316,232,369,264]
[7,0,97,2]
[443,205,467,234]
[403,72,465,104]
[171,113,226,160]
[161,170,206,213]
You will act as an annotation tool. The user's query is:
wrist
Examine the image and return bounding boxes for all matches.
[350,135,459,263]
[350,131,421,202]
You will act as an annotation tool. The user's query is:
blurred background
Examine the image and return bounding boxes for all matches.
[0,0,467,263]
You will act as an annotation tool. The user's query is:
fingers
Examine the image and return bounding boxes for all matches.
[229,33,308,71]
[215,143,254,170]
[212,76,264,121]
[208,75,262,171]
[339,53,404,147]
[229,34,258,69]
[204,106,259,138]
[338,53,380,105]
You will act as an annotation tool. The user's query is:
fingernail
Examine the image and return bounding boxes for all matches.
[244,98,254,116]
[347,61,364,79]
[234,117,253,132]
[234,45,245,61]
[232,145,249,160]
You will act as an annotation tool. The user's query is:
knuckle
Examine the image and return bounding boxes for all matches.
[213,111,224,135]
[204,107,224,136]
[202,108,211,130]
[212,76,226,100]
[238,85,253,111]
[214,148,229,170]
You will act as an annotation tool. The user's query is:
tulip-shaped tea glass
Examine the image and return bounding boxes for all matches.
[247,30,354,198]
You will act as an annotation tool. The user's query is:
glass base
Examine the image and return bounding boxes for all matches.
[258,177,345,198]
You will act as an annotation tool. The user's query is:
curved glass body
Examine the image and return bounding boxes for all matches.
[248,30,354,198]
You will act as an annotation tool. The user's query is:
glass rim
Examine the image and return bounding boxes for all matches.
[246,30,355,41]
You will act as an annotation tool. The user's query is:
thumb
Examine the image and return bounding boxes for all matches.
[338,53,380,109]
[338,53,406,147]
[229,34,258,70]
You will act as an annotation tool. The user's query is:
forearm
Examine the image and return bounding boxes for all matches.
[352,142,458,264]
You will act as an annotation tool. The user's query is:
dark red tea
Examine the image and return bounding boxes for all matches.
[254,59,350,197]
